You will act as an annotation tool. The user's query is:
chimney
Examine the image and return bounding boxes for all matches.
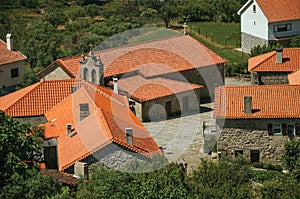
[276,48,283,64]
[113,77,118,94]
[66,124,72,134]
[73,162,89,179]
[125,128,133,145]
[244,96,252,114]
[71,87,77,93]
[6,33,13,51]
[79,103,89,121]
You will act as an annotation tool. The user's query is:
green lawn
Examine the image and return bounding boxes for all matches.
[189,22,241,48]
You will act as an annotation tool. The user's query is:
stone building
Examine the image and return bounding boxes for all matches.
[249,48,300,85]
[0,34,27,95]
[214,85,300,164]
[38,34,227,121]
[43,86,163,173]
[238,0,300,53]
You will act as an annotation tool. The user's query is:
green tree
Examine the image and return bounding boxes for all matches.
[0,111,43,188]
[18,66,41,89]
[291,36,300,47]
[283,139,300,181]
[160,1,180,28]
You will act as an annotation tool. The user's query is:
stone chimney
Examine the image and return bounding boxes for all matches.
[276,48,283,64]
[244,96,252,114]
[125,128,133,145]
[113,77,118,94]
[6,33,13,51]
[66,124,72,134]
[73,162,89,179]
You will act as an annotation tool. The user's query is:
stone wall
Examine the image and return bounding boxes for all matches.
[241,32,268,53]
[141,89,201,122]
[258,72,290,85]
[66,143,152,173]
[217,128,289,165]
[43,64,71,80]
[216,118,300,164]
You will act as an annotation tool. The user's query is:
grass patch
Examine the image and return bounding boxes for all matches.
[189,22,241,48]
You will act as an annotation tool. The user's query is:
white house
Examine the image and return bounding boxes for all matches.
[0,34,27,95]
[238,0,300,53]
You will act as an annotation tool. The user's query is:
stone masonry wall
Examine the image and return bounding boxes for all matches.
[217,128,289,165]
[241,32,268,53]
[141,89,201,122]
[258,72,290,85]
[43,64,71,80]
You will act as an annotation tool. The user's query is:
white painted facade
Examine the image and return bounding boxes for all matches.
[239,0,300,51]
[239,0,269,40]
[0,60,26,89]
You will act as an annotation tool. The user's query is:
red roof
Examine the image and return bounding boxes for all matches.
[0,79,126,117]
[43,87,162,171]
[288,69,300,85]
[214,85,300,119]
[118,75,202,102]
[256,0,300,23]
[248,48,300,72]
[0,40,27,66]
[39,35,227,78]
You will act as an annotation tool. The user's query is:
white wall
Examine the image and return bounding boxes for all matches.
[241,0,269,40]
[0,60,25,88]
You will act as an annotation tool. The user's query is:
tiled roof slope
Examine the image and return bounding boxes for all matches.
[43,87,161,171]
[118,75,202,102]
[288,69,300,85]
[0,40,27,66]
[256,0,300,23]
[214,85,300,119]
[0,79,127,117]
[248,48,300,72]
[39,35,227,78]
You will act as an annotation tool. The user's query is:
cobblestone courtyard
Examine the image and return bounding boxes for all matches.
[143,77,251,170]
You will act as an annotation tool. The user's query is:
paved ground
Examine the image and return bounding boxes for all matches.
[143,77,251,171]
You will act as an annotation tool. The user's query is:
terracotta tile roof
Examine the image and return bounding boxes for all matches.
[0,40,27,66]
[118,75,202,102]
[248,48,300,72]
[0,78,127,117]
[43,87,162,171]
[288,69,300,85]
[39,35,227,78]
[256,0,300,23]
[214,85,300,119]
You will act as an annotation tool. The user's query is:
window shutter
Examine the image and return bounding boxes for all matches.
[282,123,287,136]
[295,124,300,136]
[267,124,273,135]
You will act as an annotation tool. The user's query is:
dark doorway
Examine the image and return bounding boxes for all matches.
[235,150,243,157]
[165,101,172,117]
[250,150,260,163]
[44,146,58,169]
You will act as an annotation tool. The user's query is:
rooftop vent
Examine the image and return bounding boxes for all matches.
[276,48,283,64]
[113,77,118,94]
[125,128,133,145]
[66,123,72,134]
[244,96,252,114]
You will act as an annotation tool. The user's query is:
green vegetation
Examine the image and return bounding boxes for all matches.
[190,22,241,48]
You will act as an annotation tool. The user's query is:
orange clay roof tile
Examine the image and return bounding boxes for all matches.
[0,79,127,117]
[214,85,300,119]
[118,75,202,102]
[43,87,161,171]
[256,0,300,23]
[0,40,27,66]
[288,69,300,85]
[39,35,227,78]
[248,48,300,72]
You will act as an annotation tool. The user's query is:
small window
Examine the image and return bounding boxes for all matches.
[273,123,282,135]
[253,5,256,12]
[79,103,89,121]
[235,150,243,157]
[91,69,96,83]
[11,68,19,78]
[83,68,88,80]
[250,150,260,163]
[274,24,292,32]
